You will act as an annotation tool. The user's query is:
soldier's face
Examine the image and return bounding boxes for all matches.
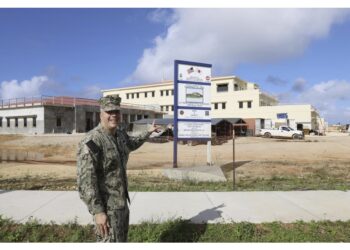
[100,110,121,130]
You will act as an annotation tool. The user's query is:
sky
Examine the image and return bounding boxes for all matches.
[0,8,350,124]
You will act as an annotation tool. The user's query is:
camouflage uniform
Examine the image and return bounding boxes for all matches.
[77,95,151,242]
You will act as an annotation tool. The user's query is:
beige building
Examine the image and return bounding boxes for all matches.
[102,76,325,132]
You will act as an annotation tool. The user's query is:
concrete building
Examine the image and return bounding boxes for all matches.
[0,96,162,134]
[102,75,325,133]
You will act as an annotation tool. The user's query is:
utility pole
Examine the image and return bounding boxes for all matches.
[232,129,236,190]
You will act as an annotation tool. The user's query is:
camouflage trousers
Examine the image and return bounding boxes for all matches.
[94,205,130,242]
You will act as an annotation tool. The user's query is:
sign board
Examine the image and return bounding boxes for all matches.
[177,109,210,120]
[277,113,288,119]
[178,83,211,108]
[178,121,212,138]
[174,60,212,140]
[173,60,212,168]
[177,64,211,83]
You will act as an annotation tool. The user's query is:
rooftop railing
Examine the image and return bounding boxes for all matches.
[0,95,161,112]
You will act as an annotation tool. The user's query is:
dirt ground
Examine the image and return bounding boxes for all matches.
[0,133,350,181]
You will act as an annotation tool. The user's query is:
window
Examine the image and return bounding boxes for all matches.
[145,92,148,98]
[171,90,174,96]
[0,117,2,127]
[234,84,239,91]
[137,114,142,120]
[136,93,139,98]
[282,127,290,131]
[239,102,243,109]
[222,102,226,109]
[24,117,27,127]
[247,101,252,108]
[217,83,228,92]
[166,106,169,111]
[131,93,134,99]
[7,118,10,127]
[166,90,169,96]
[56,117,62,127]
[214,103,218,110]
[144,115,149,119]
[160,90,163,96]
[126,93,129,99]
[33,117,36,127]
[171,105,174,111]
[161,106,164,111]
[152,91,155,97]
[15,118,18,127]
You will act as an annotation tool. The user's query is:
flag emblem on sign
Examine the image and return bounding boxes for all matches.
[187,67,194,74]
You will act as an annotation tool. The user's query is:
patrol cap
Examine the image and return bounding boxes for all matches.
[98,95,121,111]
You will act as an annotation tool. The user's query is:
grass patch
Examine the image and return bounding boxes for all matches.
[0,177,77,191]
[1,216,350,242]
[0,173,349,192]
[0,216,95,242]
[236,175,350,191]
[128,175,233,191]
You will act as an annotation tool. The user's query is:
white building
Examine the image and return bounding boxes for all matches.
[102,76,325,133]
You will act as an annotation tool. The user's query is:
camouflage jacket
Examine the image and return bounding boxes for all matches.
[77,124,151,215]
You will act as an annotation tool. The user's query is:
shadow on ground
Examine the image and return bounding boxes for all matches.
[158,204,225,242]
[220,161,251,179]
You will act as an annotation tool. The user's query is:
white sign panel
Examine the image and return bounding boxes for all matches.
[178,122,211,138]
[178,64,211,83]
[178,83,211,108]
[178,109,210,120]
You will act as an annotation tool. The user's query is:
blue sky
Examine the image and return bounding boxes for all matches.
[0,8,350,124]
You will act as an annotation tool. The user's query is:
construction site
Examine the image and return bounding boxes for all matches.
[0,93,349,191]
[0,95,163,134]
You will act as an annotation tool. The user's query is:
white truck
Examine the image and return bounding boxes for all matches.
[260,126,304,139]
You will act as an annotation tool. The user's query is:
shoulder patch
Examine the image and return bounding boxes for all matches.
[85,140,100,154]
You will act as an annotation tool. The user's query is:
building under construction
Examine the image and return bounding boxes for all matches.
[0,96,163,134]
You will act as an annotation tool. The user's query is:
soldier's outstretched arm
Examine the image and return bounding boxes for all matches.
[123,120,162,151]
[77,140,105,215]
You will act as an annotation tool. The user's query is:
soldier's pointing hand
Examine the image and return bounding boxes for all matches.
[148,120,162,133]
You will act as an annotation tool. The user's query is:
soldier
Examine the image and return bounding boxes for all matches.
[77,95,161,242]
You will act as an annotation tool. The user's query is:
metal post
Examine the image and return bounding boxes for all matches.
[74,98,77,133]
[207,140,211,166]
[173,62,178,168]
[232,129,236,190]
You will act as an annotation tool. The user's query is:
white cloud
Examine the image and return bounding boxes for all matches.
[0,75,104,101]
[299,80,350,104]
[296,80,350,123]
[126,9,350,84]
[0,76,49,99]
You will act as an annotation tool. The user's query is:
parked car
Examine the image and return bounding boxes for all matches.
[260,126,304,139]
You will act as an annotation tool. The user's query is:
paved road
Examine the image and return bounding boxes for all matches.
[1,190,350,225]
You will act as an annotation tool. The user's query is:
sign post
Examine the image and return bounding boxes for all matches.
[173,60,212,168]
